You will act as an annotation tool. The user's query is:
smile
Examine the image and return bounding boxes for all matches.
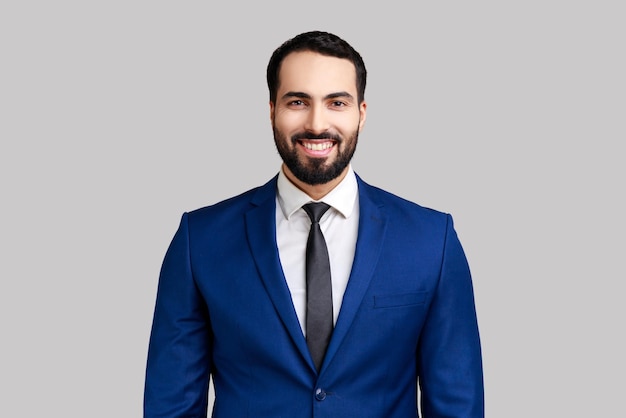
[299,140,335,151]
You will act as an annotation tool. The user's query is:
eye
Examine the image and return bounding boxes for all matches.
[288,100,305,107]
[330,100,347,107]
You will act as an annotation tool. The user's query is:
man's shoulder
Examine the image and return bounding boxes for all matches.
[185,176,277,221]
[356,176,449,220]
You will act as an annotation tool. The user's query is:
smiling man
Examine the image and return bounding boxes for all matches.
[144,31,484,418]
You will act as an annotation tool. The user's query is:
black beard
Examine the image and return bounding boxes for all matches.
[273,127,359,186]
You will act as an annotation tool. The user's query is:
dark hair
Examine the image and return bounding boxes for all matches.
[267,31,367,104]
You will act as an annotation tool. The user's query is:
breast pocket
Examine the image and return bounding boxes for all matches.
[373,291,427,309]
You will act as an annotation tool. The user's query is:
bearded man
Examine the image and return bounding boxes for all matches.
[144,30,484,418]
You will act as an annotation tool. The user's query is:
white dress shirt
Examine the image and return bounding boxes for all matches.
[276,165,360,335]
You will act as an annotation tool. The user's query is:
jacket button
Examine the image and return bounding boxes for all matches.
[315,388,326,401]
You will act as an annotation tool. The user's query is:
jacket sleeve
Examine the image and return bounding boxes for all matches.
[144,213,212,417]
[418,214,484,417]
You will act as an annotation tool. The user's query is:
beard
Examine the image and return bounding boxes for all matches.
[273,126,359,186]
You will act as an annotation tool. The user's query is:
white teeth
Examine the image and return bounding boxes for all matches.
[303,142,333,151]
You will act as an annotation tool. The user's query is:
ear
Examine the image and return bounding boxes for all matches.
[358,101,367,132]
[269,101,275,124]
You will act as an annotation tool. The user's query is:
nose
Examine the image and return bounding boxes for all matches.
[304,104,330,134]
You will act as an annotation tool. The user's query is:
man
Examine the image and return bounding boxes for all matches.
[144,31,484,417]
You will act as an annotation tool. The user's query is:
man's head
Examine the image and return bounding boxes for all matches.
[267,31,368,191]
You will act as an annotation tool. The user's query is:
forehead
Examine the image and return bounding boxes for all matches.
[277,51,357,96]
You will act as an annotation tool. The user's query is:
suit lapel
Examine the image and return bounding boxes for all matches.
[245,177,313,368]
[322,177,388,371]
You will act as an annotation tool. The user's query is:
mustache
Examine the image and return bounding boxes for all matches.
[291,132,342,142]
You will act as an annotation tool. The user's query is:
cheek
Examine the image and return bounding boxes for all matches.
[334,114,361,133]
[274,112,305,133]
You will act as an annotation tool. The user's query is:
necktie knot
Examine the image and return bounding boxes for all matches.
[303,202,331,224]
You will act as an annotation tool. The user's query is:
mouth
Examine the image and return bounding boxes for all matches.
[300,140,335,151]
[297,139,336,157]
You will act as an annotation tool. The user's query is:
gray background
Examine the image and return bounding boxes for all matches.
[1,1,624,416]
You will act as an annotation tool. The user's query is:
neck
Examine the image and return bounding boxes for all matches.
[282,164,349,201]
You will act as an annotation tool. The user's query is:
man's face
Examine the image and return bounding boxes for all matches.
[270,51,367,186]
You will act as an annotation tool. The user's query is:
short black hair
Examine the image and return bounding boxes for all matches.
[267,31,367,104]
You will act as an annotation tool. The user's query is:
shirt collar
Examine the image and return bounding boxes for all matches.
[276,165,358,220]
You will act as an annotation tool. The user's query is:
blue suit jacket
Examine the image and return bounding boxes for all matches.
[144,175,484,417]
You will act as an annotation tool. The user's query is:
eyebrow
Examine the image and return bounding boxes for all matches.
[281,91,355,101]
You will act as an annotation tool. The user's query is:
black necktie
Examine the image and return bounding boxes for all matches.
[302,202,333,371]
